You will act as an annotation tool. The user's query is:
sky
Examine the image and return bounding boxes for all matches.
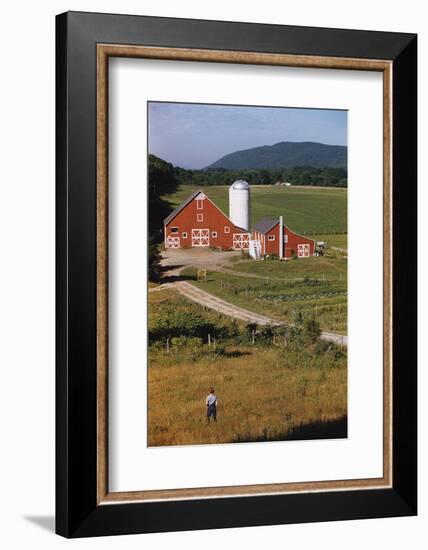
[148,102,347,169]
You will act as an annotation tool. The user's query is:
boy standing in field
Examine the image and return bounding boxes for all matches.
[206,387,218,423]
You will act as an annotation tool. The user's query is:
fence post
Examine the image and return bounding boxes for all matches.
[166,337,170,353]
[208,333,211,347]
[252,330,255,345]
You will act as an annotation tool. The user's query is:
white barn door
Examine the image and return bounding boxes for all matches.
[233,233,250,250]
[166,236,180,248]
[297,243,310,257]
[192,229,210,247]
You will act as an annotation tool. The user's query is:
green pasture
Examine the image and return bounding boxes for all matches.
[229,255,347,280]
[162,184,347,235]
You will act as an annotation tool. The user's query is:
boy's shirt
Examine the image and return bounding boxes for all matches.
[206,393,217,406]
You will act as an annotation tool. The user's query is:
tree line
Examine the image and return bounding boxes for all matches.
[148,154,180,280]
[174,165,347,187]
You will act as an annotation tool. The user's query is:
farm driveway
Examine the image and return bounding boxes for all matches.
[160,247,241,278]
[175,281,282,326]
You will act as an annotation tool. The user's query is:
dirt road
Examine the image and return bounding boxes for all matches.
[158,248,348,346]
[174,280,347,346]
[175,281,282,326]
[160,248,241,277]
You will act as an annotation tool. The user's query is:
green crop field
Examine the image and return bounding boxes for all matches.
[183,258,347,334]
[162,184,347,236]
[148,288,347,447]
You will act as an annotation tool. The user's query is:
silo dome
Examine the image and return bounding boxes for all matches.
[231,179,250,190]
[229,180,250,231]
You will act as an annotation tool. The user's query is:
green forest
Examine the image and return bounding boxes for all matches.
[174,165,347,188]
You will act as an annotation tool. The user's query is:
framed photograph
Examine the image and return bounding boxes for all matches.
[56,11,417,537]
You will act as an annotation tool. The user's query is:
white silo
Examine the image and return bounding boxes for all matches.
[229,180,250,231]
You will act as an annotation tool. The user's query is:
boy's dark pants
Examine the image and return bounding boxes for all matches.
[207,404,217,422]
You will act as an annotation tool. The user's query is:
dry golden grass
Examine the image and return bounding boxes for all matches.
[148,345,347,447]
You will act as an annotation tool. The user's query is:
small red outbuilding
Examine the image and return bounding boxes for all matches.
[252,217,315,259]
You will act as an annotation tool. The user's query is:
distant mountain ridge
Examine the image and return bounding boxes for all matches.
[206,141,347,170]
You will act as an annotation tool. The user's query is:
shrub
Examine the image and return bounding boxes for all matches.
[148,236,161,281]
[170,336,203,348]
[149,307,215,343]
[257,325,275,344]
[314,339,332,355]
[304,317,321,344]
[313,339,346,363]
[148,300,241,344]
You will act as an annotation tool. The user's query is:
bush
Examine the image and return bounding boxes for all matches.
[257,325,275,344]
[170,336,203,348]
[149,301,240,344]
[313,339,332,355]
[313,339,346,363]
[304,318,321,344]
[149,307,215,343]
[148,236,161,281]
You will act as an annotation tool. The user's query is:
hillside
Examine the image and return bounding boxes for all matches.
[207,141,347,170]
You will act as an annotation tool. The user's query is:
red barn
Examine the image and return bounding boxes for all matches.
[163,190,250,250]
[252,217,315,259]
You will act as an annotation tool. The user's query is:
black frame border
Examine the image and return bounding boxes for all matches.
[56,11,417,538]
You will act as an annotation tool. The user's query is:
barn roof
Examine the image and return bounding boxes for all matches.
[163,189,248,232]
[252,217,279,234]
[163,190,202,225]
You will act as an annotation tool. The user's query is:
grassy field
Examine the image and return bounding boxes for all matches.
[148,288,347,447]
[162,185,347,235]
[313,233,347,250]
[229,254,347,279]
[182,254,348,334]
